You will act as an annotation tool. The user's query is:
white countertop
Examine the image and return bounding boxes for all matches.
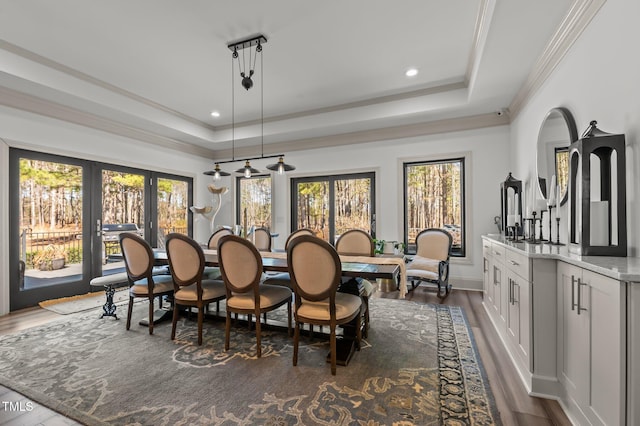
[482,234,640,282]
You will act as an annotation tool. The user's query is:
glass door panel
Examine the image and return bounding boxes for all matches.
[293,173,375,244]
[294,180,330,241]
[11,153,90,310]
[156,177,189,248]
[334,177,373,239]
[100,169,146,274]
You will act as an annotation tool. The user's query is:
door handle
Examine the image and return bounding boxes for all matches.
[96,219,102,237]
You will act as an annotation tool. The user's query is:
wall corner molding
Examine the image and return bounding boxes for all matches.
[508,0,607,117]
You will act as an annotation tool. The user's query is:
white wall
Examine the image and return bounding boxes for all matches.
[510,0,640,255]
[0,107,214,315]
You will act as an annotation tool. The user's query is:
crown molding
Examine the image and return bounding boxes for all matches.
[465,0,496,87]
[508,0,606,117]
[213,112,509,160]
[0,86,216,159]
[0,40,217,132]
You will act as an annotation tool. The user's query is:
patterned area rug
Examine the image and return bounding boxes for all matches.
[0,298,500,425]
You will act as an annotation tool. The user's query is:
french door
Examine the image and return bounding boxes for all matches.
[9,149,192,311]
[291,172,375,243]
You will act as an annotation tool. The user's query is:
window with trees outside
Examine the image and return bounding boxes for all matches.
[292,172,375,243]
[236,175,272,231]
[404,157,465,256]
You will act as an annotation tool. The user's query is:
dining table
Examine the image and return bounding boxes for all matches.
[153,248,407,296]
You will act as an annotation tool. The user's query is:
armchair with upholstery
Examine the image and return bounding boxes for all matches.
[405,228,453,298]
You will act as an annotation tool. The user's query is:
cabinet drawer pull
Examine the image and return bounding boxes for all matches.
[508,279,513,304]
[571,275,576,311]
[509,260,519,266]
[577,278,588,315]
[513,282,519,304]
[494,251,501,256]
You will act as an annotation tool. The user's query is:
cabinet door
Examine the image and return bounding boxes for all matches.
[583,270,624,426]
[506,270,531,367]
[483,245,491,302]
[492,261,505,326]
[557,262,589,408]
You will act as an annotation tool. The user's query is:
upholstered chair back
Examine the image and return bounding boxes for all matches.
[166,234,205,287]
[218,235,262,294]
[284,228,314,249]
[335,229,374,256]
[415,229,453,261]
[253,227,272,252]
[120,233,153,280]
[208,228,233,250]
[288,235,341,301]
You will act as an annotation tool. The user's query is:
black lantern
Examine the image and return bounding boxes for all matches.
[568,121,626,256]
[500,172,523,236]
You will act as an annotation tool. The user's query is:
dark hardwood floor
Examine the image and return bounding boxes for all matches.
[0,286,571,425]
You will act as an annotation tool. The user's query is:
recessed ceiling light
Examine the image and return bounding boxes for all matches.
[405,68,418,77]
[210,111,220,118]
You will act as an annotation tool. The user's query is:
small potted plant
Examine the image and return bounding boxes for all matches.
[393,241,406,255]
[33,244,66,271]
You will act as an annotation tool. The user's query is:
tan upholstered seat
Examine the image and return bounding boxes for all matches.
[334,229,375,337]
[218,235,292,357]
[119,232,175,335]
[263,228,314,288]
[252,227,272,252]
[288,235,362,375]
[406,228,453,298]
[203,228,233,279]
[166,233,226,345]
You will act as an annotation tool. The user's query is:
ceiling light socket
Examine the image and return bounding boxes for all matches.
[405,68,418,77]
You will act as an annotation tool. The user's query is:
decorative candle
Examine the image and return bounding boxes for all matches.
[507,214,516,227]
[514,193,519,215]
[556,184,561,209]
[590,201,609,245]
[548,175,557,206]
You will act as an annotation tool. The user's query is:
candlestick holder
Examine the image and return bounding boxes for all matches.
[550,217,565,245]
[514,223,522,242]
[526,212,541,244]
[538,209,547,241]
[546,205,554,244]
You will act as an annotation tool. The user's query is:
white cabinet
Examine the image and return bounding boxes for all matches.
[557,261,625,426]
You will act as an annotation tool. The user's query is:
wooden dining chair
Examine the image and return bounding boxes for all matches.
[119,232,174,335]
[165,233,226,345]
[218,235,292,357]
[203,227,233,279]
[288,235,362,375]
[263,228,315,288]
[406,228,453,298]
[334,229,375,336]
[251,227,272,252]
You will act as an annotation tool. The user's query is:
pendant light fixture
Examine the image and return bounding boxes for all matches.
[203,34,295,179]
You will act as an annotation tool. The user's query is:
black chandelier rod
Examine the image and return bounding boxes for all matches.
[214,153,285,165]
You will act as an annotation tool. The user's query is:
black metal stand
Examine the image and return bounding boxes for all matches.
[99,284,118,320]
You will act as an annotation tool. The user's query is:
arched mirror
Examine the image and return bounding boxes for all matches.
[536,107,578,206]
